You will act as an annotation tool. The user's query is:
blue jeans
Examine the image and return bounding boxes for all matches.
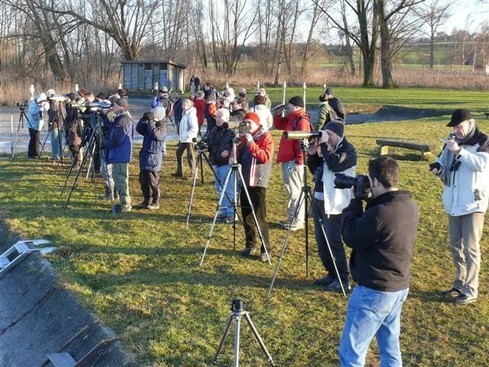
[339,286,409,367]
[50,126,64,159]
[214,165,236,217]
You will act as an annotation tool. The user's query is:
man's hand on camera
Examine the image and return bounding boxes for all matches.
[318,130,329,145]
[221,150,230,158]
[429,162,442,176]
[443,138,461,155]
[244,133,253,144]
[307,138,320,155]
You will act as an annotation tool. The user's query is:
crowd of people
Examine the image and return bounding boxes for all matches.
[24,78,489,366]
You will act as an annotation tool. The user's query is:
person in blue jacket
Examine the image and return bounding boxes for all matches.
[102,98,133,213]
[135,106,167,210]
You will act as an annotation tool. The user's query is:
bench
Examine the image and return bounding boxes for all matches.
[376,139,435,160]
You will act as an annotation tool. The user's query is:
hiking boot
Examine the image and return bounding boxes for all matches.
[314,274,335,286]
[441,287,462,299]
[224,214,238,223]
[240,248,253,257]
[171,172,183,178]
[324,280,351,293]
[284,223,305,231]
[452,294,477,305]
[216,213,227,222]
[134,201,150,209]
[260,251,272,262]
[120,204,132,212]
[147,203,160,210]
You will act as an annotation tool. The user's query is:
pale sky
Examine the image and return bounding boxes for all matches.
[441,0,489,33]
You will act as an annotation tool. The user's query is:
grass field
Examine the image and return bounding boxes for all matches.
[1,87,489,366]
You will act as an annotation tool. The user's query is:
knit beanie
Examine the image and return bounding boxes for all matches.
[325,119,345,137]
[288,96,304,108]
[243,112,260,125]
[151,106,166,121]
[115,98,129,110]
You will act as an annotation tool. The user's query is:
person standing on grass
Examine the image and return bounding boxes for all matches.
[316,87,346,130]
[208,108,236,223]
[339,156,420,367]
[234,112,274,262]
[307,119,356,292]
[273,96,312,232]
[135,107,167,210]
[430,108,489,305]
[101,98,133,213]
[27,93,49,158]
[172,99,198,179]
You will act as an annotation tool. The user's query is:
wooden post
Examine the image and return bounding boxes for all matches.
[303,82,307,112]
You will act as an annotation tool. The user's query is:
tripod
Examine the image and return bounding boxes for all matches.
[61,119,102,209]
[185,147,218,229]
[267,141,347,298]
[211,299,275,367]
[11,106,30,160]
[200,143,271,266]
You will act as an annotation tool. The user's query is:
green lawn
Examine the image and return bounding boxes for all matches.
[1,88,489,366]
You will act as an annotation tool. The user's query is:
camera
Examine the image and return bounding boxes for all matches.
[16,101,28,109]
[334,173,371,200]
[231,299,243,312]
[237,122,252,137]
[284,131,323,140]
[193,137,208,151]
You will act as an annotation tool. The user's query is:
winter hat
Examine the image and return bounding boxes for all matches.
[36,93,47,103]
[115,98,129,110]
[151,106,166,121]
[218,108,230,122]
[324,87,333,95]
[447,109,472,127]
[325,119,345,137]
[46,89,56,98]
[159,86,169,93]
[65,93,76,102]
[288,96,304,108]
[243,112,260,125]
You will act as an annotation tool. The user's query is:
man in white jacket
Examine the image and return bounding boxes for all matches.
[172,99,198,179]
[307,119,357,292]
[430,109,489,305]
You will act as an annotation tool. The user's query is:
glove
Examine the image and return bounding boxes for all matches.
[429,162,441,171]
[146,112,156,121]
[244,133,253,144]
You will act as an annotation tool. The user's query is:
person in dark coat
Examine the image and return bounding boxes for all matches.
[339,156,420,367]
[135,107,167,210]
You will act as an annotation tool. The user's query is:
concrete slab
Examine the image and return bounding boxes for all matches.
[0,251,134,367]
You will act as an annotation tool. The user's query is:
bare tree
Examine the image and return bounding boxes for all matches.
[208,0,258,75]
[314,0,379,86]
[415,0,455,68]
[55,0,159,60]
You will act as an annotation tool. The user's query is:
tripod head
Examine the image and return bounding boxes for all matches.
[231,299,244,313]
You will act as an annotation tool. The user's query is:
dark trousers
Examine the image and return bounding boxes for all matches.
[240,186,271,253]
[28,128,40,158]
[175,142,196,176]
[139,170,160,205]
[312,198,349,282]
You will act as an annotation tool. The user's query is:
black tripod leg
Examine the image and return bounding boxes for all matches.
[211,314,234,365]
[243,312,275,367]
[185,157,201,229]
[236,165,271,264]
[314,198,347,297]
[199,167,234,266]
[64,131,95,209]
[267,188,308,299]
